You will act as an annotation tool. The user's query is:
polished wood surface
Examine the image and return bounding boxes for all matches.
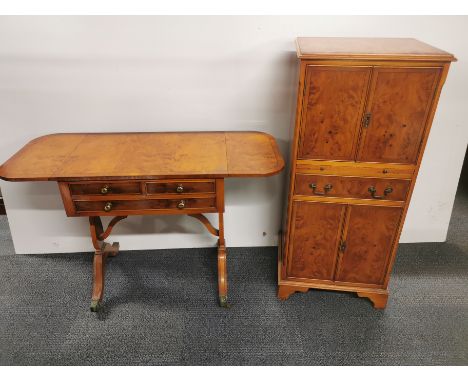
[74,198,217,214]
[280,37,455,309]
[0,131,284,181]
[357,67,441,164]
[287,201,345,280]
[335,205,403,285]
[299,66,371,160]
[146,180,215,195]
[294,174,410,201]
[296,159,415,179]
[70,181,142,195]
[296,37,457,61]
[2,130,284,311]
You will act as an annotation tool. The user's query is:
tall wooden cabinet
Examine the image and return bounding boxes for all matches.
[279,38,456,309]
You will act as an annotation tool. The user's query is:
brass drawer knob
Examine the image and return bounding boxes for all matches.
[101,185,110,194]
[177,200,185,209]
[309,183,333,196]
[104,202,113,212]
[368,186,393,199]
[176,184,184,193]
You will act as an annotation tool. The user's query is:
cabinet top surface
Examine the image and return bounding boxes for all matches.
[296,37,456,61]
[0,132,284,181]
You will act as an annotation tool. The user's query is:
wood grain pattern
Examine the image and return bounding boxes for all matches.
[74,198,217,215]
[70,181,141,195]
[299,66,371,160]
[357,67,441,164]
[287,201,345,280]
[294,174,410,201]
[292,194,404,208]
[0,131,284,181]
[335,205,403,285]
[146,180,215,194]
[279,37,455,309]
[357,291,389,309]
[296,159,415,179]
[296,37,457,61]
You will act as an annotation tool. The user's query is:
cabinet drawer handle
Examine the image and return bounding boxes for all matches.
[177,200,185,209]
[101,185,110,194]
[309,183,333,196]
[104,202,113,212]
[176,184,184,193]
[368,186,393,199]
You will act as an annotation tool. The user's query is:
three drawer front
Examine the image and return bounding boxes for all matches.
[74,198,216,213]
[294,174,410,201]
[69,182,141,195]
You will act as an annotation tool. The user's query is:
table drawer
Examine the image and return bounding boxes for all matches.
[69,181,141,195]
[74,197,217,214]
[146,180,215,195]
[294,174,410,201]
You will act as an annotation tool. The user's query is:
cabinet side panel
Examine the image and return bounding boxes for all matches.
[281,61,308,278]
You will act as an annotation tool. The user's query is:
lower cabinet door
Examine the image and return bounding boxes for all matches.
[287,200,345,280]
[335,204,403,285]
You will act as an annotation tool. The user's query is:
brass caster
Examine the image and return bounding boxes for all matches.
[90,300,101,312]
[219,295,231,308]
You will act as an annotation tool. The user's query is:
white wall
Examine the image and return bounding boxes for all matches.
[0,16,466,254]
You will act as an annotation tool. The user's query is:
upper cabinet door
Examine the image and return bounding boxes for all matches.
[357,67,441,164]
[299,65,371,161]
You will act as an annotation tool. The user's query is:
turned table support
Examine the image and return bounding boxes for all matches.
[89,216,126,312]
[88,213,230,311]
[188,212,229,308]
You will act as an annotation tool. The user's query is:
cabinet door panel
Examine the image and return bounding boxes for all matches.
[335,205,403,285]
[299,66,371,160]
[357,67,440,164]
[287,201,345,280]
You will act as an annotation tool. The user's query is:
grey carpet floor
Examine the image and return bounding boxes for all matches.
[0,184,467,365]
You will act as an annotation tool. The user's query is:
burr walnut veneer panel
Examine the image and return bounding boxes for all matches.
[279,37,456,309]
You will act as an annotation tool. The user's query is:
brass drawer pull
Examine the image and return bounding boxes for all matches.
[101,185,110,194]
[176,184,184,193]
[104,202,113,212]
[177,200,185,209]
[309,183,333,196]
[368,186,393,199]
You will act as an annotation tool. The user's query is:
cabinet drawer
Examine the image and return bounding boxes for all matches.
[69,182,141,195]
[74,198,216,214]
[146,180,215,195]
[294,174,410,201]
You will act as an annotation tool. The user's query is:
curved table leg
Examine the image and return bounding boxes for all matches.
[91,251,106,312]
[217,212,229,308]
[89,216,125,312]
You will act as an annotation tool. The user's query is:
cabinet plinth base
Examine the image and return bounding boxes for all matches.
[278,280,389,309]
[278,285,309,300]
[357,291,389,309]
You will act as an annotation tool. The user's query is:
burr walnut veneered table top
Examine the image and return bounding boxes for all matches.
[0,131,284,181]
[0,131,284,311]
